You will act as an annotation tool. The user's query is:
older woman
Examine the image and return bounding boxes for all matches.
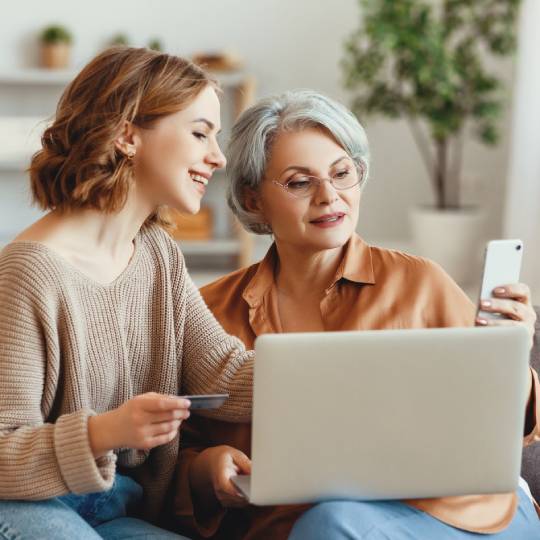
[172,90,540,539]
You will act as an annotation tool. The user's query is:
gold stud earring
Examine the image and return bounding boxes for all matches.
[126,150,135,160]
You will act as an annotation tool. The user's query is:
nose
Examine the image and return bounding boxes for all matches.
[206,138,227,170]
[313,178,338,206]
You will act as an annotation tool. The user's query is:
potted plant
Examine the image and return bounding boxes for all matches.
[148,38,163,52]
[40,24,73,69]
[109,33,130,47]
[342,0,521,284]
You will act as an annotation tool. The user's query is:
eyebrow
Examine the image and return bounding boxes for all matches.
[279,156,350,176]
[192,118,222,134]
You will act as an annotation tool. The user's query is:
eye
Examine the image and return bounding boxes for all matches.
[333,169,351,179]
[193,132,207,141]
[286,177,312,190]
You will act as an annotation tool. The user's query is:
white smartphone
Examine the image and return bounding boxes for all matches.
[477,239,523,320]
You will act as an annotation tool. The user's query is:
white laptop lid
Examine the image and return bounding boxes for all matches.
[248,326,530,505]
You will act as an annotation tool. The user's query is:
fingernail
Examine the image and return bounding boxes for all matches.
[481,300,491,308]
[476,318,488,326]
[494,287,506,295]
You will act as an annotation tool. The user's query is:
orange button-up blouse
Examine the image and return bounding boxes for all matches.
[173,235,540,539]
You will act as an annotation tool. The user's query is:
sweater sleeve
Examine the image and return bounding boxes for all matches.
[0,254,116,499]
[179,269,253,422]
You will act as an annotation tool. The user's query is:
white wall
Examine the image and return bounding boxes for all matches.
[1,0,516,246]
[504,0,540,299]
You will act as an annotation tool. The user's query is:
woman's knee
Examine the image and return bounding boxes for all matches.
[0,498,100,540]
[290,500,372,539]
[289,499,417,540]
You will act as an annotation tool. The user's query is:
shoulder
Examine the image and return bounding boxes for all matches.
[138,223,187,272]
[0,242,63,308]
[370,245,453,284]
[1,241,60,282]
[369,244,475,325]
[139,223,180,254]
[200,263,259,313]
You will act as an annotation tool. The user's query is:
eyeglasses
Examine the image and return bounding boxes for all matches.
[271,162,364,199]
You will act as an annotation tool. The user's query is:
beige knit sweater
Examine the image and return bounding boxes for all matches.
[0,224,253,520]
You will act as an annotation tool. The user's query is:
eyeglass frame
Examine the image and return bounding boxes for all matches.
[270,160,366,199]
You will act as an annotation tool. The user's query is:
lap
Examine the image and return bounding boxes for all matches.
[0,497,101,540]
[0,474,190,540]
[288,488,540,540]
[96,517,190,540]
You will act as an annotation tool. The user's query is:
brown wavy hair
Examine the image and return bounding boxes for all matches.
[29,46,217,226]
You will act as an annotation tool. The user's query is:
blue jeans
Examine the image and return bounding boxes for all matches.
[288,488,540,539]
[0,474,190,539]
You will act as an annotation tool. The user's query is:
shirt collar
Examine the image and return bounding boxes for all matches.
[241,234,375,308]
[334,233,376,287]
[241,243,278,308]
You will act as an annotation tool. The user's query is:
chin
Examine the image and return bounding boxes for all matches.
[169,194,201,215]
[303,235,350,253]
[316,228,353,246]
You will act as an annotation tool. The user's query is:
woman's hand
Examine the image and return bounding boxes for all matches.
[88,392,191,458]
[190,445,251,509]
[476,283,537,348]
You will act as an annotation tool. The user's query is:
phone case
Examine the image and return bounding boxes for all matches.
[477,239,523,320]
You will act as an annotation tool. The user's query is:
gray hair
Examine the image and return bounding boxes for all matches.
[226,89,370,235]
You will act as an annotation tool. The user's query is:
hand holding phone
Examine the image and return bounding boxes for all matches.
[477,239,523,320]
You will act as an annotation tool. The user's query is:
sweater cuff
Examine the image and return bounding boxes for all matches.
[54,409,116,494]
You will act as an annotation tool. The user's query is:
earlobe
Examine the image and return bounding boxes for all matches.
[114,121,138,157]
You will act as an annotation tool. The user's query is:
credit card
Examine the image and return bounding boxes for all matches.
[180,393,229,410]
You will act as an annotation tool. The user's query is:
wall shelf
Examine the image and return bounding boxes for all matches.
[0,68,251,89]
[177,239,240,256]
[0,68,78,85]
[0,159,28,172]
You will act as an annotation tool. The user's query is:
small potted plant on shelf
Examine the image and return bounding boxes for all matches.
[148,38,163,52]
[109,33,130,47]
[40,24,73,69]
[342,0,521,284]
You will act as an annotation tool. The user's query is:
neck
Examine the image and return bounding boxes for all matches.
[44,184,154,258]
[274,240,346,300]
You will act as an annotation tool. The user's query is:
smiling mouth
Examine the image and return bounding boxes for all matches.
[190,172,209,186]
[311,213,345,224]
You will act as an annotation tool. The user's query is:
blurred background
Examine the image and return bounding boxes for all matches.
[0,0,539,298]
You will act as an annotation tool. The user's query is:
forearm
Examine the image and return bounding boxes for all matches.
[181,274,254,421]
[183,343,254,422]
[0,410,116,499]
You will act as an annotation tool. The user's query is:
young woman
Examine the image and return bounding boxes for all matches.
[173,90,540,539]
[0,47,254,539]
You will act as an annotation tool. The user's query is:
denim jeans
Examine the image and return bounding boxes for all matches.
[288,487,540,540]
[0,474,190,539]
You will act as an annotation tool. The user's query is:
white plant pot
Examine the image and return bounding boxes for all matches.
[409,206,486,286]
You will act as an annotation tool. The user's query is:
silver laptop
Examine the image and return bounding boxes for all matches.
[232,326,530,505]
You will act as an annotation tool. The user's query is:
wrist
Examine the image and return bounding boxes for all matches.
[88,410,119,458]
